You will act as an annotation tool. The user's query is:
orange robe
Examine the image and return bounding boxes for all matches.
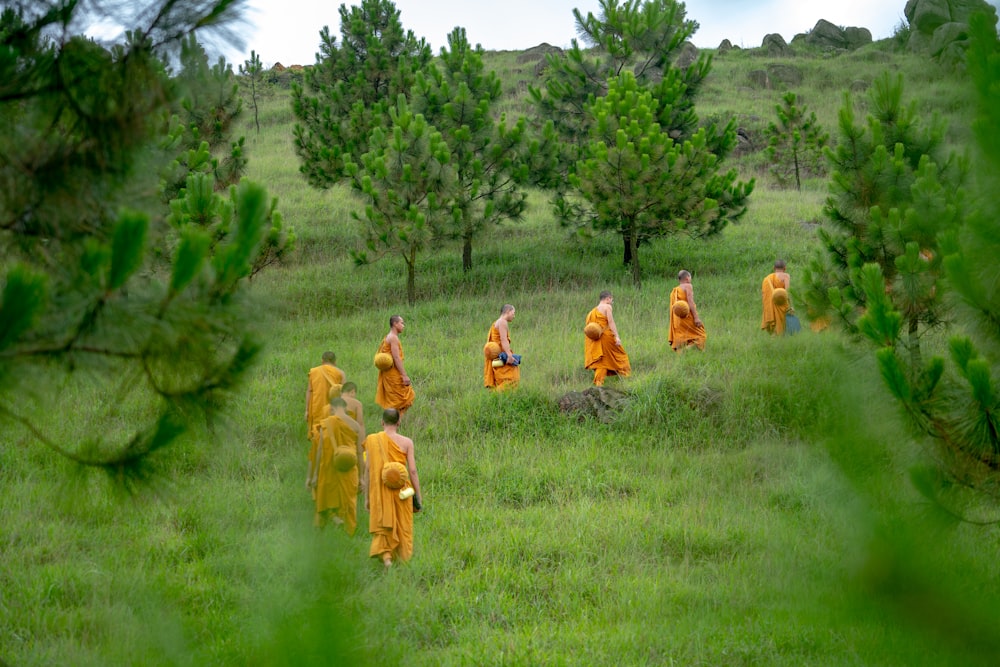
[483,324,520,389]
[375,340,415,411]
[669,286,706,351]
[365,432,414,563]
[307,364,344,435]
[761,272,789,335]
[584,308,631,377]
[311,415,360,534]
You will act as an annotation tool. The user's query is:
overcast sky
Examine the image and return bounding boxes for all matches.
[211,0,1000,67]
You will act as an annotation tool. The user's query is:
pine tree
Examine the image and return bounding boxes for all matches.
[851,10,1000,505]
[766,91,828,190]
[802,71,968,368]
[239,50,264,135]
[160,35,247,201]
[346,96,457,304]
[292,0,431,190]
[0,1,276,485]
[575,72,748,286]
[413,27,532,272]
[531,0,750,268]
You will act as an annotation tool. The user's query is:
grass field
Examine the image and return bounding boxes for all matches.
[3,34,999,667]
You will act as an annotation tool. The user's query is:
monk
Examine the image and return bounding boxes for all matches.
[669,270,707,351]
[761,259,791,335]
[484,304,520,390]
[375,315,415,414]
[364,408,422,569]
[584,291,631,386]
[307,398,364,534]
[305,351,344,438]
[341,381,366,437]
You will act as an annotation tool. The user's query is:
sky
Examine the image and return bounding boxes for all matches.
[209,0,997,68]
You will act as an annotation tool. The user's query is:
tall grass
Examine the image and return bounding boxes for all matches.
[3,40,998,667]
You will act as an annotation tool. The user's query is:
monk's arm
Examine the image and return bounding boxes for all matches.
[363,446,370,510]
[686,285,703,325]
[390,338,410,385]
[304,383,311,422]
[498,320,512,356]
[606,309,622,345]
[406,442,422,508]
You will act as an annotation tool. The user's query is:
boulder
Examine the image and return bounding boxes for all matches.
[717,39,734,53]
[929,21,970,56]
[517,42,563,64]
[761,33,788,54]
[674,41,701,69]
[767,63,804,88]
[807,18,848,49]
[803,19,873,51]
[747,69,769,89]
[905,0,952,33]
[844,26,874,49]
[557,386,629,423]
[904,0,994,65]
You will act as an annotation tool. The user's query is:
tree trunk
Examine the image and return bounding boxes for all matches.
[622,229,633,266]
[793,149,801,191]
[907,316,921,380]
[406,248,416,306]
[463,234,473,272]
[629,225,642,287]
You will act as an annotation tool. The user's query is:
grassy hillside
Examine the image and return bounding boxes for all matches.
[2,40,997,666]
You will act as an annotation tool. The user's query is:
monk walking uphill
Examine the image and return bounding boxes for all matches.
[305,351,344,438]
[484,304,520,390]
[584,291,631,386]
[374,315,415,414]
[307,397,364,534]
[364,408,422,570]
[669,270,707,351]
[761,258,793,335]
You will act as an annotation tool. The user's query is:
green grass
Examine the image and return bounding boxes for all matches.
[3,39,999,667]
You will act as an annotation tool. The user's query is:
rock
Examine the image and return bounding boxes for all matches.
[902,0,995,66]
[516,42,563,64]
[747,69,769,89]
[761,33,788,54]
[717,39,733,53]
[929,21,970,57]
[557,386,630,423]
[674,41,700,70]
[844,26,873,49]
[766,63,803,88]
[808,19,847,48]
[803,19,872,51]
[906,0,952,33]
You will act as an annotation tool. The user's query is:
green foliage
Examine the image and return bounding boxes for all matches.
[802,72,967,342]
[168,172,295,285]
[766,91,829,190]
[171,35,247,191]
[238,49,264,135]
[836,10,1000,516]
[413,27,531,272]
[575,71,752,286]
[292,0,432,189]
[0,0,276,482]
[346,95,457,304]
[532,0,750,270]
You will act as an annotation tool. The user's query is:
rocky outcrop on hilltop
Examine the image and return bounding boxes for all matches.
[904,0,995,67]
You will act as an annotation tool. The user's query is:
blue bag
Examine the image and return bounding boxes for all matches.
[497,352,522,366]
[785,312,802,335]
